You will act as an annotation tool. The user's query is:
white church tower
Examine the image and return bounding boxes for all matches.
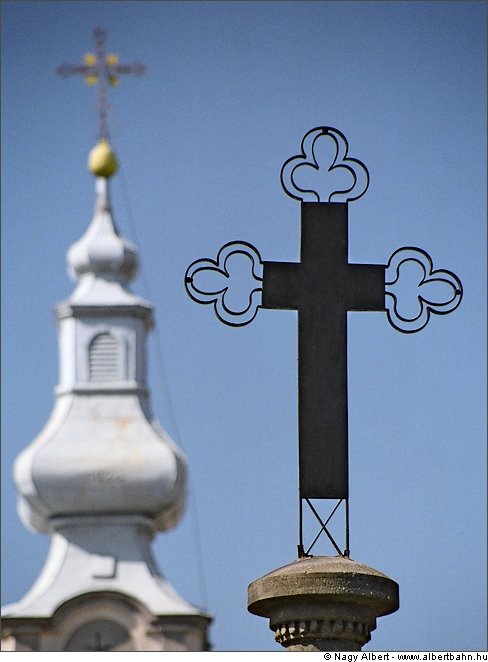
[1,139,211,651]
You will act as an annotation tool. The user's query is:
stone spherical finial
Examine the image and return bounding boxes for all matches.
[88,138,118,178]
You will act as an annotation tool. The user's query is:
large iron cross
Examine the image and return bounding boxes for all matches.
[57,26,145,138]
[185,126,462,554]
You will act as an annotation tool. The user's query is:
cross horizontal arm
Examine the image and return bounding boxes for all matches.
[262,262,301,310]
[57,63,146,78]
[347,263,386,311]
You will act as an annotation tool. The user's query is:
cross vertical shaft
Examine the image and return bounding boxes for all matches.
[262,203,385,499]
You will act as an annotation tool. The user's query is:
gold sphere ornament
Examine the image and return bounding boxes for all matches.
[88,138,118,178]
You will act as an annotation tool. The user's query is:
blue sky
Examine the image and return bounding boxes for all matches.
[2,1,486,651]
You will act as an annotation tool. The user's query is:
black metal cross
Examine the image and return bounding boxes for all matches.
[262,202,385,500]
[57,26,145,139]
[185,125,463,557]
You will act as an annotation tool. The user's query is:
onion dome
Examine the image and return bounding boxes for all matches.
[67,174,138,285]
[13,394,187,534]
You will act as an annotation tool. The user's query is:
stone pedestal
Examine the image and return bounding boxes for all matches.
[248,556,399,651]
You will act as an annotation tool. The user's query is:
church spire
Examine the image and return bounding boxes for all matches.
[1,28,211,652]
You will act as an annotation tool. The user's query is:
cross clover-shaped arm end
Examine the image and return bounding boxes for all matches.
[185,242,264,327]
[384,247,463,333]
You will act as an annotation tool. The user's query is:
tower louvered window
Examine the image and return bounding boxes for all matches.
[88,332,121,382]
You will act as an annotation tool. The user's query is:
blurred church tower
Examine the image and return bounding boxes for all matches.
[1,137,211,651]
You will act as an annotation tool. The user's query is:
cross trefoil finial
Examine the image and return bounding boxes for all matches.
[57,26,146,139]
[184,126,463,559]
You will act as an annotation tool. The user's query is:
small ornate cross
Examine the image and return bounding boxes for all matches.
[57,26,146,138]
